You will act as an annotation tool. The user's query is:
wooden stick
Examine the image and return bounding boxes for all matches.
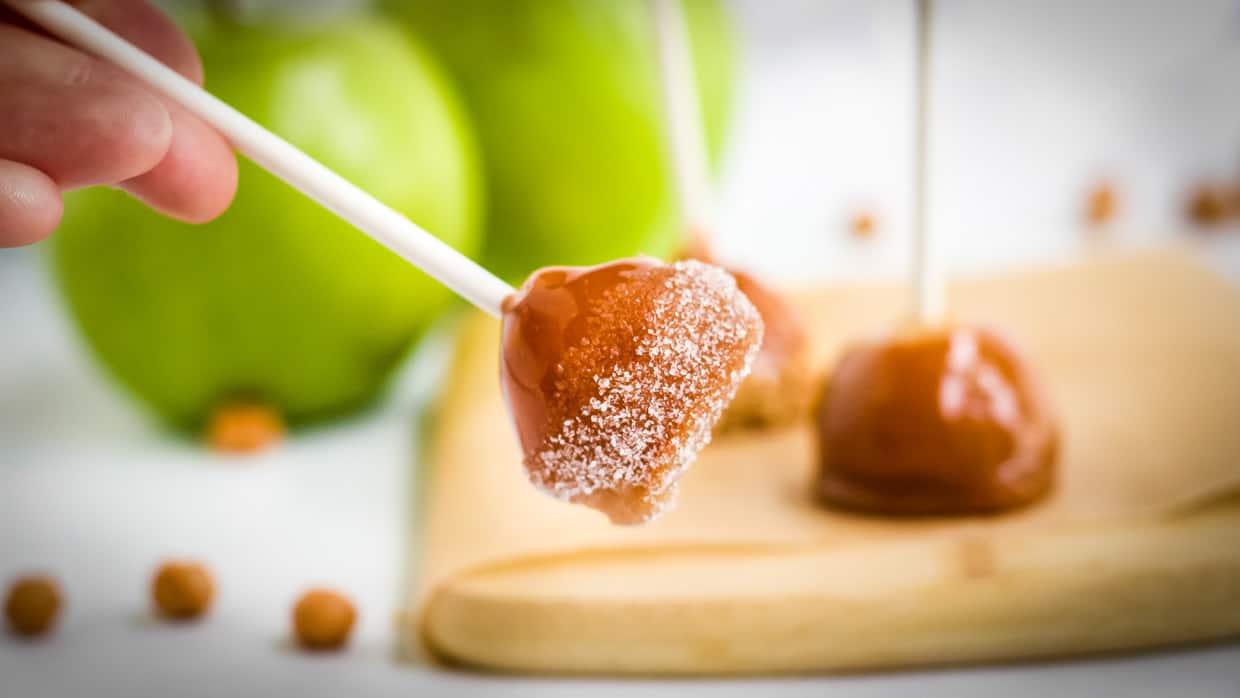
[911,0,945,324]
[649,0,717,259]
[6,0,514,318]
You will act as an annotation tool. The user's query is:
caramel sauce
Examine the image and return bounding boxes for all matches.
[815,325,1057,515]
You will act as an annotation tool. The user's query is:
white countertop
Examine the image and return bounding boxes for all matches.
[4,0,1240,694]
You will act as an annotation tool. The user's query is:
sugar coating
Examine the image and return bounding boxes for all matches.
[528,260,764,524]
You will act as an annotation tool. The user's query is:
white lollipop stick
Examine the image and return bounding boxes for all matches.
[649,0,717,256]
[5,0,513,318]
[911,0,945,324]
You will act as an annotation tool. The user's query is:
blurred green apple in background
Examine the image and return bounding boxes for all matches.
[384,0,735,281]
[54,14,480,431]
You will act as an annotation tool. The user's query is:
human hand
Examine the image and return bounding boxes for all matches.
[0,0,237,247]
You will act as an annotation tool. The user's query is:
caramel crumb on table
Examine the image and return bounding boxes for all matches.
[1186,184,1234,227]
[152,561,215,620]
[1085,182,1118,228]
[205,402,285,454]
[4,575,61,637]
[849,211,877,239]
[292,589,356,650]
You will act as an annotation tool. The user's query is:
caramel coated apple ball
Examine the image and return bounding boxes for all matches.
[292,588,357,651]
[500,258,763,524]
[815,325,1058,515]
[151,561,215,620]
[714,269,815,431]
[5,575,61,637]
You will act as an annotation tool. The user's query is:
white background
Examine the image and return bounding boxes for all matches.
[3,1,1240,696]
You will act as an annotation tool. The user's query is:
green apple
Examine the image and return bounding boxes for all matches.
[384,0,735,281]
[53,15,481,430]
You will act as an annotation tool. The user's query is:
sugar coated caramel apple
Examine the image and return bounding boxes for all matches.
[815,325,1058,515]
[715,269,815,431]
[500,258,764,524]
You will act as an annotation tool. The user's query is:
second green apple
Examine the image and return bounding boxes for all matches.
[386,0,735,281]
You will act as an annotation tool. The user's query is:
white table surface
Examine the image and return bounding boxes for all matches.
[4,1,1240,695]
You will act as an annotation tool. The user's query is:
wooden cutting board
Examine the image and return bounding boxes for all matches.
[403,250,1240,675]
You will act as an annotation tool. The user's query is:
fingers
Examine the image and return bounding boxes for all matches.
[0,22,115,84]
[0,2,237,227]
[0,159,62,247]
[120,100,238,223]
[66,0,237,222]
[0,76,173,189]
[0,25,180,189]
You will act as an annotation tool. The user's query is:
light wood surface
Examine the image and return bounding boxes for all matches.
[405,250,1240,675]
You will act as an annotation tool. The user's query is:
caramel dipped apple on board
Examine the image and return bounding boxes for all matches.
[814,0,1058,516]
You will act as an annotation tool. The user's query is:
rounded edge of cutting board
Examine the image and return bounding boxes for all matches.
[421,503,1240,675]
